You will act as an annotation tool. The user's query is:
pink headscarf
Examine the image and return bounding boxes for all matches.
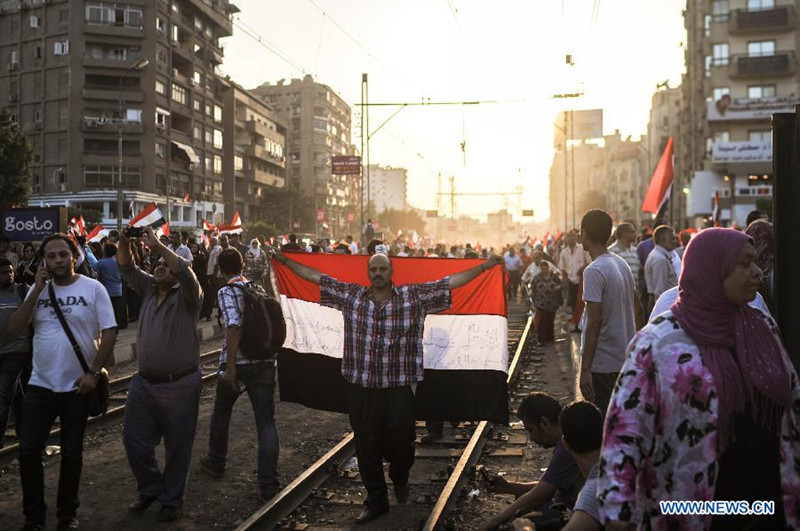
[670,228,791,451]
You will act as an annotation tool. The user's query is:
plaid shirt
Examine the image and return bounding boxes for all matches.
[320,274,451,388]
[217,277,256,366]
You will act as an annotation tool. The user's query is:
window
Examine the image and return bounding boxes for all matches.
[156,17,167,35]
[30,16,40,28]
[747,0,775,11]
[213,104,222,123]
[213,129,222,149]
[703,14,712,37]
[54,41,70,55]
[748,85,776,98]
[205,156,213,173]
[213,155,222,174]
[704,55,712,78]
[713,131,730,143]
[193,71,202,86]
[193,98,202,112]
[205,103,212,116]
[193,125,202,140]
[171,83,186,105]
[59,103,68,125]
[747,40,775,57]
[85,3,142,28]
[84,165,141,188]
[749,130,771,142]
[155,109,168,126]
[156,79,166,95]
[156,142,166,158]
[713,87,730,101]
[204,129,212,144]
[156,47,167,65]
[712,43,729,66]
[712,0,729,22]
[234,156,243,171]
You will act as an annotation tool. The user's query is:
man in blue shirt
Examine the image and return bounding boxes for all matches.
[95,243,126,330]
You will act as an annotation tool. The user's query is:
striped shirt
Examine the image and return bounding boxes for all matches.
[319,274,451,388]
[608,241,640,287]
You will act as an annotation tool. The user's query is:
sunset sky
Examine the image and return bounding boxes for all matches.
[221,0,687,221]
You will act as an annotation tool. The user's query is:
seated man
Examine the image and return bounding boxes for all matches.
[478,392,583,531]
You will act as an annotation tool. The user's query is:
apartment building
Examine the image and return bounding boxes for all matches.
[366,164,407,213]
[0,0,237,229]
[682,0,800,226]
[222,80,285,223]
[251,75,358,234]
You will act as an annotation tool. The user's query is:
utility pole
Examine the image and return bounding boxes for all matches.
[570,109,576,229]
[449,175,455,220]
[360,73,367,240]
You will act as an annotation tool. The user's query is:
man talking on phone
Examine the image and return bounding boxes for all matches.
[10,233,118,531]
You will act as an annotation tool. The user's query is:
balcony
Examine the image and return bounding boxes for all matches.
[81,117,143,134]
[187,0,233,36]
[729,6,795,34]
[243,144,286,167]
[246,167,285,187]
[83,55,144,69]
[729,51,796,78]
[82,87,145,102]
[84,22,143,39]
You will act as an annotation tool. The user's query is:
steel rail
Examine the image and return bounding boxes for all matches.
[236,315,533,531]
[0,348,222,468]
[422,316,533,531]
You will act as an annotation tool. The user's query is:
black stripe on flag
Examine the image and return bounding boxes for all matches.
[277,350,510,424]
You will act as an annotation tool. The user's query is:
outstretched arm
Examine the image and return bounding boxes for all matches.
[274,250,323,285]
[450,255,504,289]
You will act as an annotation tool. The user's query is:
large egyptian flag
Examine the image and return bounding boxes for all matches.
[272,254,510,424]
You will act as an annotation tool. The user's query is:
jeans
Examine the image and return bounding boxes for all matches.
[110,295,127,330]
[207,362,279,492]
[0,351,27,447]
[345,383,416,510]
[508,270,522,298]
[122,371,201,507]
[591,372,619,418]
[18,385,90,525]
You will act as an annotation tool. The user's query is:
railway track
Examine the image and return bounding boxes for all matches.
[0,348,224,468]
[235,300,547,531]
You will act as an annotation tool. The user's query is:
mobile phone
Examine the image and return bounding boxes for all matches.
[125,227,145,238]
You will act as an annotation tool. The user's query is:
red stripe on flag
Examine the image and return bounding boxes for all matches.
[641,136,675,214]
[273,254,507,317]
[130,202,159,226]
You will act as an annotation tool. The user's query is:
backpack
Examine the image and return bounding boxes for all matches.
[364,223,375,241]
[226,282,286,360]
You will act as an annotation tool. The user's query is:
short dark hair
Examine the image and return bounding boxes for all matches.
[288,233,297,243]
[108,229,119,238]
[41,233,79,257]
[0,257,12,269]
[615,222,634,239]
[103,242,117,257]
[560,401,603,454]
[217,248,243,275]
[464,251,479,259]
[516,392,562,424]
[746,209,767,227]
[581,209,613,246]
[367,239,383,255]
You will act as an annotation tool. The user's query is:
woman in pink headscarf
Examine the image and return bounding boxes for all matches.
[596,228,800,530]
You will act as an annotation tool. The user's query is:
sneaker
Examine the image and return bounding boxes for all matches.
[420,431,443,444]
[200,455,225,478]
[56,518,78,530]
[128,495,157,514]
[157,505,182,522]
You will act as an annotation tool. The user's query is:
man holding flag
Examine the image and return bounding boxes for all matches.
[272,249,504,524]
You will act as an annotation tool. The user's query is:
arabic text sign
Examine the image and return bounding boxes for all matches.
[331,156,361,175]
[707,95,800,121]
[711,141,772,163]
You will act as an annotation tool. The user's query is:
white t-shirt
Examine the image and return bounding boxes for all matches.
[581,252,637,373]
[28,276,117,392]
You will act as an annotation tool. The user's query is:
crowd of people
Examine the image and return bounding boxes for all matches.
[0,202,795,530]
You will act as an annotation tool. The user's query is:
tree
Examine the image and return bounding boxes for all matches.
[244,220,280,242]
[0,109,32,212]
[375,208,426,238]
[260,186,315,234]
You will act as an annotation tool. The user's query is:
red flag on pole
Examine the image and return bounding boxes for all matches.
[641,137,675,214]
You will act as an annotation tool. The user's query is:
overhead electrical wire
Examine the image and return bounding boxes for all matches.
[232,17,310,75]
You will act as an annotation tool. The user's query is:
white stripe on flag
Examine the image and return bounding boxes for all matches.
[279,295,509,372]
[130,202,166,228]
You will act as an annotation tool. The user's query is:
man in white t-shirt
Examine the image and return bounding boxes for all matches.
[579,210,642,416]
[10,233,117,530]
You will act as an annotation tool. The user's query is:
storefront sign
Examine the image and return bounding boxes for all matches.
[2,207,67,241]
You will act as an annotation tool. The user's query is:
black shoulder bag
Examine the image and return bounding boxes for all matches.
[48,283,109,416]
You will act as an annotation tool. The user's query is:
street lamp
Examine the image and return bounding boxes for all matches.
[117,58,149,231]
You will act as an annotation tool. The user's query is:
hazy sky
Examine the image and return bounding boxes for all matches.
[221,0,686,222]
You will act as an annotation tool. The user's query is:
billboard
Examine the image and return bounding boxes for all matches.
[707,95,800,121]
[331,156,361,175]
[711,141,772,163]
[2,207,68,241]
[555,109,603,145]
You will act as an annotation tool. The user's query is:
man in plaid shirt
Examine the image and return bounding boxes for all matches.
[274,250,503,524]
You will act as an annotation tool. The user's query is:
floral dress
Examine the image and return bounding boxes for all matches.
[597,311,800,530]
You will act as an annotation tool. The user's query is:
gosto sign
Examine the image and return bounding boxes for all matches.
[2,207,67,241]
